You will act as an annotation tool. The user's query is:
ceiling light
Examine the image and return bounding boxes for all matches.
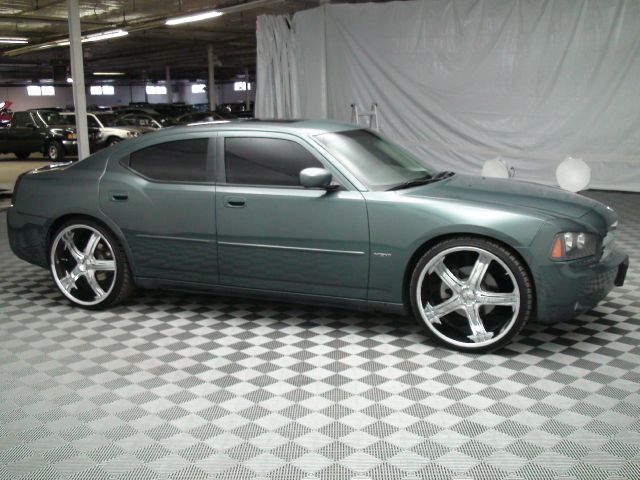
[36,29,127,50]
[93,72,125,76]
[82,29,128,43]
[0,36,28,44]
[67,77,73,83]
[166,10,223,26]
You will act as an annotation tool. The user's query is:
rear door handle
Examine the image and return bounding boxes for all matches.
[225,196,246,208]
[110,191,128,201]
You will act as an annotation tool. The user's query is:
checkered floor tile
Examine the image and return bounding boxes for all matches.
[1,191,639,480]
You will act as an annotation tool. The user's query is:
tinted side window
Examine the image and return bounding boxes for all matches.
[12,112,30,127]
[225,137,323,186]
[129,139,208,182]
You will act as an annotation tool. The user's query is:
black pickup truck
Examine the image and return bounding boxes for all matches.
[0,109,97,161]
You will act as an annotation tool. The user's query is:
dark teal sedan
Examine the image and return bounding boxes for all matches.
[7,120,629,352]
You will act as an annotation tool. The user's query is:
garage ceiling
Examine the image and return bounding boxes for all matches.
[0,0,380,84]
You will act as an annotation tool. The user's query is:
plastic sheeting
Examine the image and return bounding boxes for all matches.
[256,15,300,119]
[256,0,640,191]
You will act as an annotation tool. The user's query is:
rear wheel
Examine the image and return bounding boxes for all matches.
[409,237,533,352]
[49,219,133,309]
[47,141,64,161]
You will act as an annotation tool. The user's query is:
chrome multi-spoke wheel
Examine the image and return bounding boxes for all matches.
[49,220,133,308]
[410,238,533,351]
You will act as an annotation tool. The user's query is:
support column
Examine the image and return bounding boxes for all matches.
[67,0,89,160]
[142,71,148,103]
[244,67,250,111]
[207,45,216,111]
[165,66,172,104]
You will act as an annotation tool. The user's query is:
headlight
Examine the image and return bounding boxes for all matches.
[550,232,598,260]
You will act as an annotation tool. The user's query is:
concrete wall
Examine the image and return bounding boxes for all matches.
[1,82,255,111]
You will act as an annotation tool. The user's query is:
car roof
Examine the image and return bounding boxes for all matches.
[168,119,361,136]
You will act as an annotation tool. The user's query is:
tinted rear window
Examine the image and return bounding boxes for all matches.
[129,139,209,182]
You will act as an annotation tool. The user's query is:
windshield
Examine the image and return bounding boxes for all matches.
[63,114,100,128]
[95,113,117,126]
[38,111,72,126]
[314,129,435,191]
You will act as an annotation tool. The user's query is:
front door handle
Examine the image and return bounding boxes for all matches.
[225,196,246,208]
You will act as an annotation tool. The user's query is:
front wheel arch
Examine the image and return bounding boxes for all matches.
[402,233,536,317]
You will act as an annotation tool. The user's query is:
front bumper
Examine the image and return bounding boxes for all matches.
[534,247,629,323]
[61,139,78,154]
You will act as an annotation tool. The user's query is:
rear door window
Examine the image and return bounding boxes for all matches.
[128,138,209,183]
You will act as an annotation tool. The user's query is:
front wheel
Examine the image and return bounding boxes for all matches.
[47,141,64,161]
[49,219,133,309]
[106,137,121,148]
[409,237,533,352]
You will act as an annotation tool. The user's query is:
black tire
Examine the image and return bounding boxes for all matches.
[49,218,134,310]
[106,137,121,147]
[46,141,65,161]
[15,151,30,160]
[409,236,533,352]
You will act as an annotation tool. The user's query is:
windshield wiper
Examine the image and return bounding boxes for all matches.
[387,171,454,191]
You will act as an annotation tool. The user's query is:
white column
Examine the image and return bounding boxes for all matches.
[67,0,89,160]
[207,45,216,111]
[165,66,172,104]
[244,67,250,111]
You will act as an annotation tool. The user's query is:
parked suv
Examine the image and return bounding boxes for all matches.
[0,110,98,160]
[61,112,141,149]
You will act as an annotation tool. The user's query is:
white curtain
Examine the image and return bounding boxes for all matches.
[255,15,300,118]
[257,0,640,192]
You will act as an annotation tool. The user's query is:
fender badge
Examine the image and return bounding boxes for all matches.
[373,252,392,258]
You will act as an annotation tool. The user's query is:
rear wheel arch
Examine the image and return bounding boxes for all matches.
[47,213,136,275]
[48,216,134,309]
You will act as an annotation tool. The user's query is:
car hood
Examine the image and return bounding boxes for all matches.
[404,173,616,225]
[49,124,75,130]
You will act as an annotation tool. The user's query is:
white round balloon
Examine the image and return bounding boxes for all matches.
[556,157,591,192]
[482,159,510,179]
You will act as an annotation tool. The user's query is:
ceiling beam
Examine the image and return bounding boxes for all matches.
[0,13,111,25]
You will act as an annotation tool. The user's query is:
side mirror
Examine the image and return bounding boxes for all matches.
[300,167,333,189]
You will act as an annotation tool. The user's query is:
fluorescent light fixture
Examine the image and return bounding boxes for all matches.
[27,86,41,96]
[90,85,102,95]
[102,85,114,95]
[41,86,55,96]
[35,29,127,50]
[0,36,28,44]
[191,84,206,94]
[83,29,128,43]
[166,10,223,26]
[93,72,125,76]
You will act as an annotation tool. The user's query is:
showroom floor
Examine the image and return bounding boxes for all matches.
[0,191,638,480]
